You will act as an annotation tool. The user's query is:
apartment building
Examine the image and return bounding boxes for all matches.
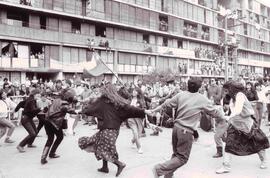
[0,0,269,83]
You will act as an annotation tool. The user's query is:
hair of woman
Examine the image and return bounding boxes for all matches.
[100,83,129,109]
[223,80,245,101]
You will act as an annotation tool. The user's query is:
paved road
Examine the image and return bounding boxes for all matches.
[0,122,269,178]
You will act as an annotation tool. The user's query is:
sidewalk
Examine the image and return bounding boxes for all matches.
[0,122,269,178]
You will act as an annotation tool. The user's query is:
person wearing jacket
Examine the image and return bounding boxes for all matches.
[17,89,41,152]
[40,89,77,165]
[78,84,151,177]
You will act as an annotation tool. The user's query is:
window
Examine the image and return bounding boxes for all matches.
[72,21,81,34]
[162,37,168,47]
[7,10,29,27]
[95,24,106,37]
[143,34,150,44]
[177,40,183,49]
[184,22,198,38]
[202,26,210,40]
[244,23,248,35]
[159,15,168,31]
[248,0,253,10]
[40,16,46,29]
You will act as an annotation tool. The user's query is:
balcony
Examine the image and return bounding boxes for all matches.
[0,21,59,43]
[0,0,84,16]
[0,56,49,69]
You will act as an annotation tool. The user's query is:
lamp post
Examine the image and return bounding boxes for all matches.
[224,15,229,81]
[219,7,242,81]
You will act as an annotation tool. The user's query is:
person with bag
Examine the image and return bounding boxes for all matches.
[40,90,77,165]
[78,84,152,177]
[216,80,269,174]
[17,89,42,152]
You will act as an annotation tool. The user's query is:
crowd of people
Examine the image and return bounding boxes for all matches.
[0,75,270,177]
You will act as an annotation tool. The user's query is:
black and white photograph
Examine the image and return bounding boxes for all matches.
[0,0,270,177]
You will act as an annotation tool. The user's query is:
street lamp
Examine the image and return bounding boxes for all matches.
[219,6,242,81]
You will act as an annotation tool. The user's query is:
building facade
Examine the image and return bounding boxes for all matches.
[0,0,269,84]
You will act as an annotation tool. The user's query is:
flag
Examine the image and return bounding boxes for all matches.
[82,52,109,77]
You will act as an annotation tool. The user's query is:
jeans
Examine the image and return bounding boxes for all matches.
[44,121,64,155]
[37,114,45,134]
[267,104,270,122]
[155,124,193,177]
[214,122,228,147]
[19,115,37,147]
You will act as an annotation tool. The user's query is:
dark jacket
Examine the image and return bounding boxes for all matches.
[245,89,258,101]
[15,100,26,112]
[46,98,76,130]
[82,96,145,130]
[22,96,41,119]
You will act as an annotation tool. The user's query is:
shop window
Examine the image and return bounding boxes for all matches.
[95,24,106,37]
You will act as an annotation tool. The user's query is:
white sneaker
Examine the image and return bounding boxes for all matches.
[216,164,231,174]
[260,162,267,169]
[138,148,143,154]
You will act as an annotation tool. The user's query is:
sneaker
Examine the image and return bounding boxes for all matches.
[216,164,230,174]
[150,131,159,136]
[4,138,15,143]
[27,144,37,148]
[260,162,267,169]
[155,127,163,133]
[141,133,146,137]
[16,145,25,153]
[138,148,143,154]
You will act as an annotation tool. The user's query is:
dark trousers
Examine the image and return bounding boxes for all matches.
[155,125,193,177]
[267,104,270,122]
[19,115,37,147]
[44,121,64,155]
[37,114,45,134]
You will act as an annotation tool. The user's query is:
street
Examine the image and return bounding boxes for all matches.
[0,122,269,178]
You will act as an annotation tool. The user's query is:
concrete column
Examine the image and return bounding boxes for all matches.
[112,50,118,84]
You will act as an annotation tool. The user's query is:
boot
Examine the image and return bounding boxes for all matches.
[213,147,223,158]
[41,146,50,165]
[258,150,267,169]
[98,160,109,173]
[113,160,126,177]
